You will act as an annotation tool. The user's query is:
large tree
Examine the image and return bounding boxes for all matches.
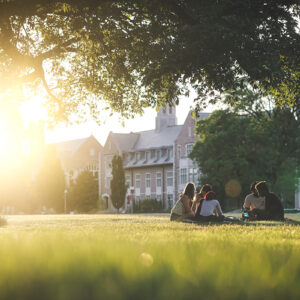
[110,155,127,212]
[0,1,299,124]
[68,170,98,213]
[190,108,300,208]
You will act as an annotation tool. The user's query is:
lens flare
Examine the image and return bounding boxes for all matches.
[225,179,242,198]
[139,252,154,267]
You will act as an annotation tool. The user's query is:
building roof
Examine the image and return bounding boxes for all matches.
[134,125,183,150]
[110,132,139,152]
[124,152,173,169]
[53,137,89,156]
[51,135,101,170]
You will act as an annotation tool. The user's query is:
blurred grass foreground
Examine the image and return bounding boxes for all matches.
[1,214,300,300]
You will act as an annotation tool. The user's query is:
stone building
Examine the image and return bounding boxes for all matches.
[53,135,103,187]
[100,106,209,211]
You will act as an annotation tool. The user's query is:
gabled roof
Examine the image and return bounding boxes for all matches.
[110,132,139,152]
[53,135,101,157]
[134,125,183,150]
[53,137,88,156]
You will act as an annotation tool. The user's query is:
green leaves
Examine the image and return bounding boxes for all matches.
[191,108,300,207]
[69,170,98,213]
[0,0,299,124]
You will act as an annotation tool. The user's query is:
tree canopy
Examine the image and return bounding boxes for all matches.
[190,106,300,208]
[0,0,299,124]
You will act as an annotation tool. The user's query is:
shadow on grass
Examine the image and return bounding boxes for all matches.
[182,218,300,227]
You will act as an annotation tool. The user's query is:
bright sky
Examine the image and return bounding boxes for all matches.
[45,96,205,146]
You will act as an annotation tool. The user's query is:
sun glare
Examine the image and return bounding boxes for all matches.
[0,121,9,157]
[19,96,47,124]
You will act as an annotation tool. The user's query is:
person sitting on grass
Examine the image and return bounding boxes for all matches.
[193,184,213,217]
[242,181,266,220]
[198,191,224,222]
[170,182,196,222]
[255,181,284,221]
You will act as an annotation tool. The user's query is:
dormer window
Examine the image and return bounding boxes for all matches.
[167,148,173,160]
[156,150,160,160]
[151,150,155,158]
[145,151,150,162]
[135,152,140,162]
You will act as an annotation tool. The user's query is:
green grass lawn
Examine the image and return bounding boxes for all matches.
[1,213,300,300]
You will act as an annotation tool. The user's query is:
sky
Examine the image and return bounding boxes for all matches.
[45,96,207,146]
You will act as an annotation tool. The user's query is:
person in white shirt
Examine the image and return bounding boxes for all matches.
[199,191,224,222]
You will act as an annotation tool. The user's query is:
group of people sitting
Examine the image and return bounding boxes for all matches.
[242,181,284,221]
[170,180,284,222]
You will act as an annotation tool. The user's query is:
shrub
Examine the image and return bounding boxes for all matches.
[97,197,108,211]
[138,198,163,213]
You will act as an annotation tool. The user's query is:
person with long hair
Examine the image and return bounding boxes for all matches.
[255,181,284,221]
[193,184,212,217]
[170,182,196,221]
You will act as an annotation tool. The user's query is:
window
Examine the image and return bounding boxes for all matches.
[188,168,198,183]
[145,151,150,162]
[89,148,95,156]
[105,157,112,169]
[135,174,140,188]
[186,143,193,156]
[177,145,181,159]
[156,150,160,160]
[125,175,130,186]
[180,168,187,185]
[167,171,173,186]
[151,150,155,158]
[188,127,192,137]
[145,173,151,188]
[156,195,162,202]
[156,172,162,187]
[135,152,140,162]
[145,195,151,199]
[105,176,112,188]
[167,148,173,160]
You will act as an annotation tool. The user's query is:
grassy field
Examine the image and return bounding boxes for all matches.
[0,214,300,300]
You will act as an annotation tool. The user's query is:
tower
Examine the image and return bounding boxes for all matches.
[155,104,177,131]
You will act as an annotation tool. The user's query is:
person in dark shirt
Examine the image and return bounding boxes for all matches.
[255,181,284,221]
